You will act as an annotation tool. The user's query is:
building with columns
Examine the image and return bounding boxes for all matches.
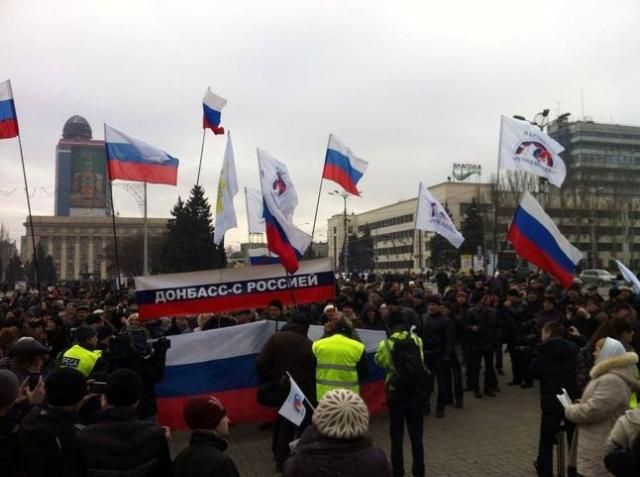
[21,216,168,280]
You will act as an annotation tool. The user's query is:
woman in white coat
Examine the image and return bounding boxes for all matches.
[565,337,639,477]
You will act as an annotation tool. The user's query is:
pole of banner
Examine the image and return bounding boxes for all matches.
[104,124,122,294]
[195,129,206,187]
[309,137,331,255]
[143,182,149,276]
[16,133,40,293]
[493,121,504,277]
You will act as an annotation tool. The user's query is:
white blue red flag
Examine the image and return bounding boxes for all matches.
[0,80,19,139]
[507,192,583,288]
[323,134,368,195]
[104,125,179,185]
[248,247,279,266]
[202,88,227,135]
[498,115,566,187]
[258,149,311,274]
[278,373,308,426]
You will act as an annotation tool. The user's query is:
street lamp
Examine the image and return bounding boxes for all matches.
[329,190,349,275]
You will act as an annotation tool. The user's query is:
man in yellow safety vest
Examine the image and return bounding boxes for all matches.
[312,319,368,401]
[59,326,104,377]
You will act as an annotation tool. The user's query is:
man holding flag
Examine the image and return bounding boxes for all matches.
[256,313,316,473]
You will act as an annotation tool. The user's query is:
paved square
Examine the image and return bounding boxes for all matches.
[171,372,543,476]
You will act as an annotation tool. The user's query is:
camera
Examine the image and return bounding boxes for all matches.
[147,336,171,353]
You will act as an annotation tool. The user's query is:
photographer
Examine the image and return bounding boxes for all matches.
[104,315,170,421]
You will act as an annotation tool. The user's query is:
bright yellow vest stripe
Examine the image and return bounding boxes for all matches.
[60,344,101,377]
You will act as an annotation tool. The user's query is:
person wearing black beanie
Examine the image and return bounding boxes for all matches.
[65,369,171,477]
[19,368,87,477]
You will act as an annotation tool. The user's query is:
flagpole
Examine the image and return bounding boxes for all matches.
[16,133,40,293]
[143,181,148,276]
[309,136,332,255]
[195,128,206,187]
[493,121,503,276]
[104,124,122,294]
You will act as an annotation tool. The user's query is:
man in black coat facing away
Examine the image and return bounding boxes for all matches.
[531,321,578,477]
[65,369,172,477]
[256,312,316,472]
[173,395,239,477]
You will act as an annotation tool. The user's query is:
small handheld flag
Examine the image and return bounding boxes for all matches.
[323,134,368,195]
[278,373,309,426]
[105,125,179,185]
[507,191,583,288]
[0,80,19,139]
[203,88,227,135]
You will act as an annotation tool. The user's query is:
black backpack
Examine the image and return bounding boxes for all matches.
[385,333,430,397]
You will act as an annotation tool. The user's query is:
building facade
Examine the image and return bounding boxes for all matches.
[22,216,168,280]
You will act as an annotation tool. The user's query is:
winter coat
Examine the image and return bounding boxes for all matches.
[565,352,640,477]
[531,337,579,415]
[283,425,392,477]
[65,407,172,477]
[465,306,498,352]
[421,312,453,357]
[0,414,21,477]
[173,431,239,477]
[607,407,640,452]
[255,323,317,404]
[19,405,83,477]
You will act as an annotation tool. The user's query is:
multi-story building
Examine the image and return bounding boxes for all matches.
[21,216,168,280]
[548,120,640,269]
[327,182,493,273]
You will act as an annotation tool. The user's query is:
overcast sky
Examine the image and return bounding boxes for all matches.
[1,0,639,249]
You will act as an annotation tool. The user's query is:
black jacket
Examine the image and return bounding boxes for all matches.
[531,337,579,414]
[173,431,239,477]
[465,306,498,352]
[65,407,172,477]
[20,405,83,477]
[421,312,453,357]
[0,414,21,477]
[284,425,392,477]
[256,323,317,404]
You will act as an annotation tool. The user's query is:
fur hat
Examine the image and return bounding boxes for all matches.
[183,395,226,430]
[312,389,369,439]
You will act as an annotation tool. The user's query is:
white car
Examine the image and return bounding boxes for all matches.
[578,269,616,286]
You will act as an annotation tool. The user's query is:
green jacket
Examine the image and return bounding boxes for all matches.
[374,329,424,383]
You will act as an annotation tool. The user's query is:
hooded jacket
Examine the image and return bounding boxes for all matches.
[607,407,640,452]
[565,351,640,477]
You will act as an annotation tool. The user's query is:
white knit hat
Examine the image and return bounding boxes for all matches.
[312,389,369,439]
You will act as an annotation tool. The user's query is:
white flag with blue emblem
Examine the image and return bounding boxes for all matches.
[615,259,640,294]
[278,373,308,426]
[415,182,464,249]
[498,115,566,187]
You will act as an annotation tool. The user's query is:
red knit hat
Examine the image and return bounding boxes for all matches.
[183,396,226,430]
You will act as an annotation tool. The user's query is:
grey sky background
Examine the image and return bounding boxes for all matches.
[1,0,639,249]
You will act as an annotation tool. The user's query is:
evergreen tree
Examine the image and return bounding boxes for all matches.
[429,203,460,269]
[159,185,226,273]
[340,227,374,272]
[25,243,57,286]
[460,198,484,256]
[5,255,25,287]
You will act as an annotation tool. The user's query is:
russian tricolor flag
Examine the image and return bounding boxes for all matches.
[507,192,583,288]
[202,88,227,135]
[323,134,368,196]
[105,124,179,185]
[155,321,387,430]
[0,80,19,139]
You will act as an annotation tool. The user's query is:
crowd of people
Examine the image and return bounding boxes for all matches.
[0,268,640,476]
